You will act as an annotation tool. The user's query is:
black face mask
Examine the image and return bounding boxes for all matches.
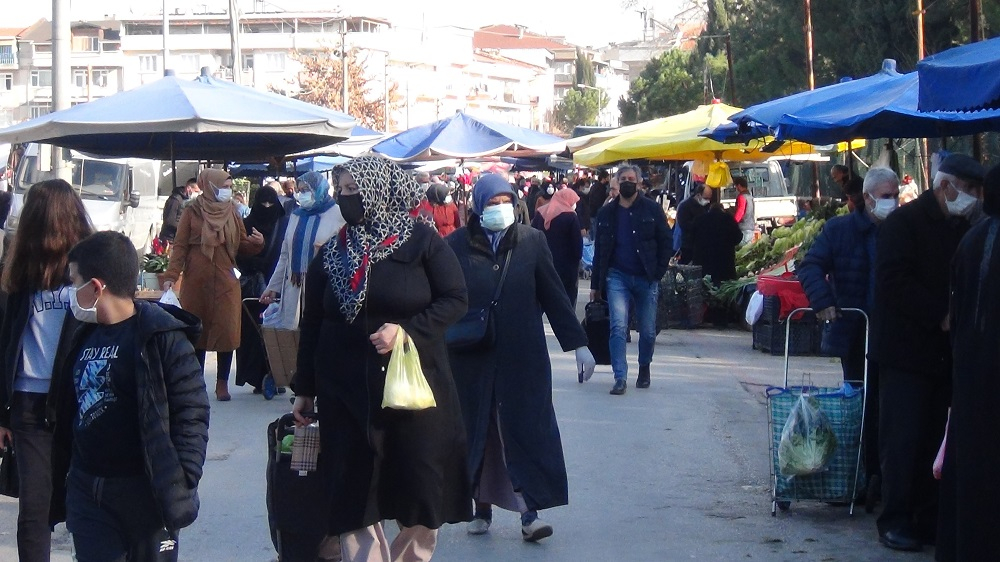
[619,181,638,199]
[338,194,366,226]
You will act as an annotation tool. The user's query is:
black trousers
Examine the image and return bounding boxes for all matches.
[10,391,53,562]
[877,366,950,539]
[840,327,880,478]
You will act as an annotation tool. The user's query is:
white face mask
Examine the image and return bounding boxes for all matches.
[444,195,453,204]
[295,191,315,209]
[216,188,233,202]
[69,281,100,324]
[188,192,200,201]
[869,197,897,220]
[698,196,710,206]
[481,203,516,232]
[946,186,978,217]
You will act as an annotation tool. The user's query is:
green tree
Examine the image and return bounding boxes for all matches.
[617,49,728,125]
[575,48,595,88]
[553,89,603,132]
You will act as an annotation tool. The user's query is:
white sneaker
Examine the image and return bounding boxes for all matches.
[521,519,553,542]
[467,517,491,535]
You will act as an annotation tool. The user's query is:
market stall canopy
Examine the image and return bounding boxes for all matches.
[289,125,384,159]
[370,112,566,162]
[917,36,1000,111]
[565,118,668,152]
[572,102,818,167]
[0,68,356,160]
[775,71,1000,145]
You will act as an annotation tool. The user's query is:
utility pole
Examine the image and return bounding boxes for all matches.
[916,0,925,59]
[804,0,815,90]
[162,0,170,75]
[229,0,241,84]
[51,0,70,176]
[340,19,349,114]
[724,33,737,105]
[971,0,984,161]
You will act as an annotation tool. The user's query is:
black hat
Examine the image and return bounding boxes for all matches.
[939,154,986,183]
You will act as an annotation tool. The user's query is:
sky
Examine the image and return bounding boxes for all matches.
[8,0,692,47]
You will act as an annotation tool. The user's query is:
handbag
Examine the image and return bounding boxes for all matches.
[0,444,18,498]
[445,250,512,351]
[382,326,436,410]
[582,300,612,366]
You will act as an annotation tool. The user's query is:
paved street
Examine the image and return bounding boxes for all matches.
[0,297,936,561]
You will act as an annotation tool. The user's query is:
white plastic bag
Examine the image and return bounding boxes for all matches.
[159,288,181,307]
[261,303,282,327]
[745,291,764,325]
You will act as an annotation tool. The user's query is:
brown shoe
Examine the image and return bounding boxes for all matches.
[215,380,231,401]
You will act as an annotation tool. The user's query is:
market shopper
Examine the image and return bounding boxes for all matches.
[531,187,584,306]
[292,156,471,562]
[160,169,264,401]
[590,165,672,395]
[935,163,1000,562]
[426,183,462,237]
[0,179,93,562]
[797,166,900,502]
[448,173,594,543]
[690,202,742,286]
[675,183,711,264]
[732,176,756,245]
[587,171,610,234]
[158,178,199,243]
[871,154,984,552]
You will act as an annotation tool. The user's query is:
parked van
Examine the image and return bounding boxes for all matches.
[6,143,197,254]
[678,159,797,230]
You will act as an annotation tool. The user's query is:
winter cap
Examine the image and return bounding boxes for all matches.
[939,154,986,184]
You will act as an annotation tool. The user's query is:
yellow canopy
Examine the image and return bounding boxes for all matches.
[574,102,823,167]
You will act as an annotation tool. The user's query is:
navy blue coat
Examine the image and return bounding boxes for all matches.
[590,196,673,291]
[796,208,878,356]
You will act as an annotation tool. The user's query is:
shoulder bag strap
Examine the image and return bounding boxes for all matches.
[490,250,513,307]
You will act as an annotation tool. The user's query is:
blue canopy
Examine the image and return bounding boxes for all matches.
[371,112,565,162]
[729,60,906,129]
[918,36,1000,111]
[230,155,349,177]
[775,71,1000,144]
[698,120,772,144]
[0,69,356,160]
[500,155,575,172]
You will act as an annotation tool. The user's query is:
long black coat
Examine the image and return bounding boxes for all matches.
[295,223,472,534]
[689,208,742,285]
[446,219,588,512]
[531,211,584,303]
[936,217,1000,562]
[871,190,968,376]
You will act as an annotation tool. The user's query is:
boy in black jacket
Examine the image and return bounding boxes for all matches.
[53,231,209,561]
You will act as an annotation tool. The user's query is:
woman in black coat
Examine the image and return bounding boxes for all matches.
[531,187,584,306]
[689,203,743,286]
[293,156,471,561]
[447,174,595,543]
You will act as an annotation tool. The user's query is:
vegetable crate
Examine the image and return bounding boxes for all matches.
[765,307,870,516]
[753,318,816,356]
[657,264,705,330]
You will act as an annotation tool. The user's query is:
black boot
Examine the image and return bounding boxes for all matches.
[636,364,651,388]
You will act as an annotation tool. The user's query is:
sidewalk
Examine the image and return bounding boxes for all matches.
[0,320,934,561]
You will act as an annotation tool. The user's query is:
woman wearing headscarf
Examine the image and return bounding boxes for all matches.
[447,174,595,543]
[531,187,584,306]
[235,185,285,394]
[261,171,345,330]
[292,156,471,562]
[426,183,462,237]
[161,169,264,401]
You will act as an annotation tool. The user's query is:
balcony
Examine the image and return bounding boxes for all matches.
[0,53,15,67]
[553,72,574,84]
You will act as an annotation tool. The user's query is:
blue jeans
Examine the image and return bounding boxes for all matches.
[606,268,658,382]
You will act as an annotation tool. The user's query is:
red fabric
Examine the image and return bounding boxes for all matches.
[734,193,748,223]
[757,274,810,320]
[431,203,461,237]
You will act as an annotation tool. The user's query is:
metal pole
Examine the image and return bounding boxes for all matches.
[724,33,737,105]
[51,0,70,177]
[383,54,389,131]
[162,0,170,75]
[916,0,925,60]
[229,0,241,84]
[341,20,349,114]
[917,0,930,190]
[804,0,815,90]
[971,0,984,161]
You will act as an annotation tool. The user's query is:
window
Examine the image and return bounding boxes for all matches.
[264,52,285,71]
[72,36,100,52]
[73,69,87,88]
[1,73,11,91]
[180,54,200,73]
[138,55,158,73]
[92,69,109,87]
[30,69,52,87]
[30,104,51,118]
[0,45,13,65]
[241,54,254,72]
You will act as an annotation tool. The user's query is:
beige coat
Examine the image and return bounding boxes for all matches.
[163,206,263,351]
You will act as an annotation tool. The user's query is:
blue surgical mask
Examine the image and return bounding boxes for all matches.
[295,191,315,209]
[481,203,515,232]
[216,188,233,202]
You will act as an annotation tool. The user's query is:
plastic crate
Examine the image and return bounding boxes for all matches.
[753,319,817,356]
[761,294,782,324]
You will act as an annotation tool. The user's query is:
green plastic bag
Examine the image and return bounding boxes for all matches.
[382,326,437,410]
[778,393,838,478]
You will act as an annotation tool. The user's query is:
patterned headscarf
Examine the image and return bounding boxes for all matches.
[290,171,337,275]
[323,156,431,323]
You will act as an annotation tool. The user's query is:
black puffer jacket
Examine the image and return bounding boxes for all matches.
[51,300,210,529]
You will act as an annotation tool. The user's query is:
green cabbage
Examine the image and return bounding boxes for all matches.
[778,394,838,477]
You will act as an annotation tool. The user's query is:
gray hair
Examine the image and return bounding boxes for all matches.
[615,165,642,181]
[415,171,430,182]
[863,167,899,194]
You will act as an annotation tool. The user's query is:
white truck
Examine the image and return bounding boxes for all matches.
[6,144,197,255]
